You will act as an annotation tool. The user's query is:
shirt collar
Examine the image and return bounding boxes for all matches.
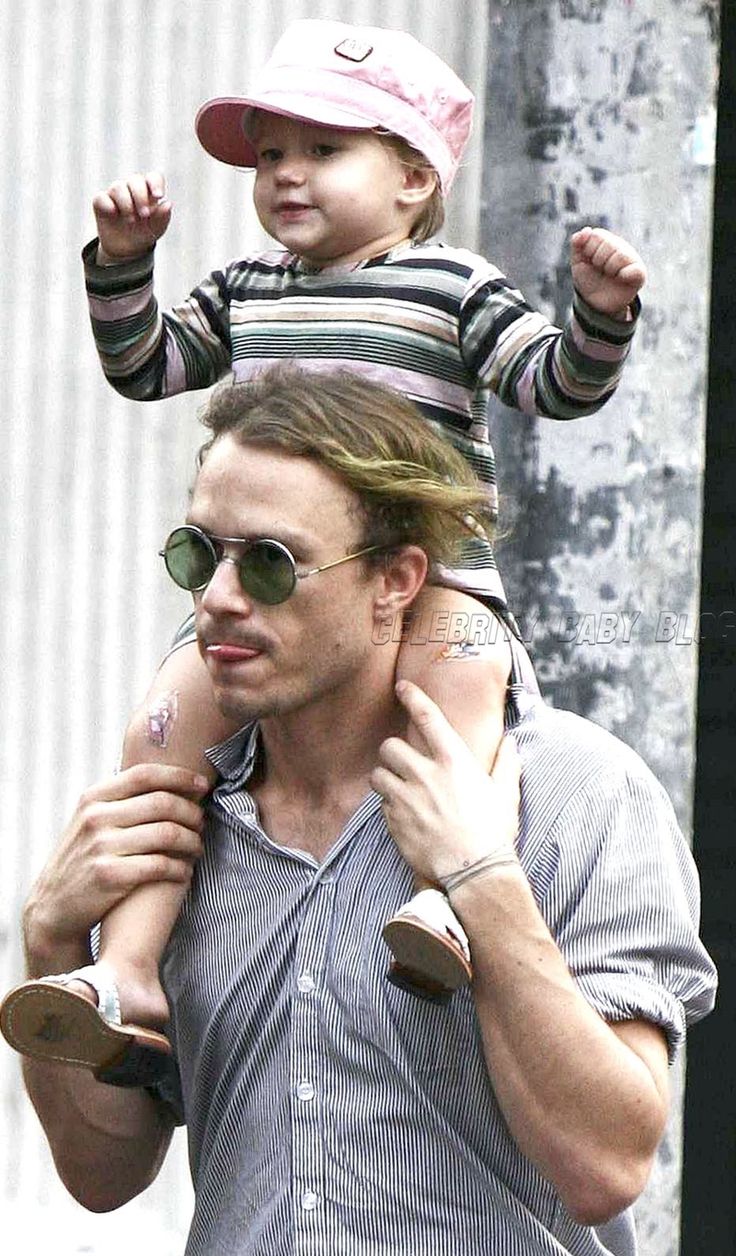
[291,238,417,277]
[206,721,260,785]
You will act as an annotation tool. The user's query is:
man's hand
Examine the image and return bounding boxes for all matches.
[24,764,207,973]
[571,226,646,319]
[369,680,520,883]
[93,170,172,262]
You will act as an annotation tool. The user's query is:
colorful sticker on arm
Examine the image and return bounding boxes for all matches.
[435,642,483,661]
[147,691,180,748]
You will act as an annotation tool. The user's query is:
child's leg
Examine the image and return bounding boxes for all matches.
[79,642,239,1029]
[399,586,508,763]
[382,586,510,997]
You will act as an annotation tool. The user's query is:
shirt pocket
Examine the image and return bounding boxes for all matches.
[350,922,484,1087]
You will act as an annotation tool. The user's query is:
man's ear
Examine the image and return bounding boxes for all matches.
[396,163,437,210]
[372,546,428,623]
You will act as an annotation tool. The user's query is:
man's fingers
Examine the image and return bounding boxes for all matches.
[112,820,204,865]
[81,819,204,900]
[133,853,198,885]
[97,850,199,893]
[78,796,205,850]
[369,761,410,800]
[101,814,205,856]
[374,733,424,779]
[395,679,466,759]
[79,763,210,807]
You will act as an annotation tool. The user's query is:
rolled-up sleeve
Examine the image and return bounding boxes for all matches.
[540,765,717,1061]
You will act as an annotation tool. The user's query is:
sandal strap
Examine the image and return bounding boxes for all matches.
[42,964,121,1026]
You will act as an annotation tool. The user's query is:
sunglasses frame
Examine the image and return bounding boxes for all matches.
[161,525,382,604]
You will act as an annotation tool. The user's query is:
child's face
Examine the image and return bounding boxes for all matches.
[251,113,415,266]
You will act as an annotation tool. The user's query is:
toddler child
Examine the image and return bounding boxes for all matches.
[0,19,645,1078]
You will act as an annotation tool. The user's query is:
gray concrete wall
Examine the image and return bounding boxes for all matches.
[480,2,720,1252]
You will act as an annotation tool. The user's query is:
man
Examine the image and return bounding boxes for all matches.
[11,368,716,1254]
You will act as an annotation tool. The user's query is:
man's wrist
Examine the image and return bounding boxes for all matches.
[445,859,530,932]
[440,846,520,895]
[22,900,91,979]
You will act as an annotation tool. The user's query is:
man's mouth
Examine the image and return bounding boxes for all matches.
[206,643,264,662]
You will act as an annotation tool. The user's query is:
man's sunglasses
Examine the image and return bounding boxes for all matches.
[161,525,381,606]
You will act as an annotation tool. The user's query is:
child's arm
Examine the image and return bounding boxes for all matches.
[93,170,172,263]
[84,171,231,400]
[460,230,646,422]
[570,226,647,320]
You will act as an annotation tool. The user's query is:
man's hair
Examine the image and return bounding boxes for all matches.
[198,367,490,567]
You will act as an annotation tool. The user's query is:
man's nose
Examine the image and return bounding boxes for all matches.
[198,558,255,616]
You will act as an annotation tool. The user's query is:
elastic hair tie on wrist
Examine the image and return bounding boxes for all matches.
[440,847,519,894]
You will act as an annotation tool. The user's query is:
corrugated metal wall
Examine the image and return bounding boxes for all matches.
[0,1,489,1250]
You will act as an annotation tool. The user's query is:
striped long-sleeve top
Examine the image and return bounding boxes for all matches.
[83,239,640,606]
[159,692,716,1256]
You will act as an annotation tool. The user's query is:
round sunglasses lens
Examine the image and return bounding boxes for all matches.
[164,528,215,590]
[241,541,296,604]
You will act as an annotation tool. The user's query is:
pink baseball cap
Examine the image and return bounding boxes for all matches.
[195,19,474,193]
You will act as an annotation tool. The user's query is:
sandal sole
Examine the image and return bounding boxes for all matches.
[382,914,472,991]
[0,981,170,1075]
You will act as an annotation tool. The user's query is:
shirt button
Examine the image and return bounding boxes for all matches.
[301,1190,318,1211]
[297,973,316,994]
[296,1080,315,1101]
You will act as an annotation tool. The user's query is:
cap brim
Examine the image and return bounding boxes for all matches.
[195,96,375,168]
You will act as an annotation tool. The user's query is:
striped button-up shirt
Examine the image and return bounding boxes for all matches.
[161,692,715,1256]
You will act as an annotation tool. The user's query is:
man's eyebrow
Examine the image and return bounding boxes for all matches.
[184,514,316,551]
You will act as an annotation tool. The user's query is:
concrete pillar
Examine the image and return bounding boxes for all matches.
[479,2,719,1252]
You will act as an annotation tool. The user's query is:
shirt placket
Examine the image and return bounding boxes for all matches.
[290,868,336,1255]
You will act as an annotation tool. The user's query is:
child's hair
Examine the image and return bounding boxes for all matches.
[376,132,445,242]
